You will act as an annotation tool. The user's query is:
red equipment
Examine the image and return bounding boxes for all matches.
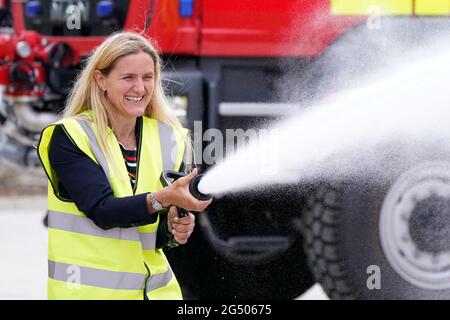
[0,31,48,97]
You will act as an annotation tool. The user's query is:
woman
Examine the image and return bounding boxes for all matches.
[37,31,212,300]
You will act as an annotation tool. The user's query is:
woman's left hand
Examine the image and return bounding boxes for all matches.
[167,206,195,244]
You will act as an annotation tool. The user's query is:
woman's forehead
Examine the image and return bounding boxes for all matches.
[113,52,155,74]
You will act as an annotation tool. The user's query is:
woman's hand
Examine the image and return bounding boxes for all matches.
[167,206,195,244]
[156,168,213,212]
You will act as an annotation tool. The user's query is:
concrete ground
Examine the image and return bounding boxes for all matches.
[0,196,48,299]
[0,195,328,300]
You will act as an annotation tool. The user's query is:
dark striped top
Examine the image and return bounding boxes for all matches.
[118,143,137,189]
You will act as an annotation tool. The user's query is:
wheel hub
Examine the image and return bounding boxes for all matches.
[380,162,450,290]
[410,196,450,254]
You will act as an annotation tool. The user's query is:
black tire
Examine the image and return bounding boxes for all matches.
[302,184,353,299]
[303,171,450,299]
[165,216,315,300]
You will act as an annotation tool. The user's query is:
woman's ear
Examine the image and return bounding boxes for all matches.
[93,70,106,91]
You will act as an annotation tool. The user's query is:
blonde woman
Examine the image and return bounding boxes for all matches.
[37,31,212,300]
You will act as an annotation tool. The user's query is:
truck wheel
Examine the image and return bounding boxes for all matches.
[303,161,450,299]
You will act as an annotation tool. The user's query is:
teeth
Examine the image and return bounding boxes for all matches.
[125,96,143,102]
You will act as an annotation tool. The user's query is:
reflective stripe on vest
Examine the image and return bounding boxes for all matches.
[331,0,450,16]
[76,119,111,184]
[48,260,146,290]
[146,266,174,293]
[48,210,143,242]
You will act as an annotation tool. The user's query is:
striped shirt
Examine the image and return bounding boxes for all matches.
[118,143,137,189]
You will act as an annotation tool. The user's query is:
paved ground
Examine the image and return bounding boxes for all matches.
[0,196,48,299]
[0,195,328,300]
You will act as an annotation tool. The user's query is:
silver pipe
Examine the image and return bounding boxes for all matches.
[1,120,34,147]
[14,103,58,133]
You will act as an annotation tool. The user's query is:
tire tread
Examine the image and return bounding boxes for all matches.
[303,185,355,299]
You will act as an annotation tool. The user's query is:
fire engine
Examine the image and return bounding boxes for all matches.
[1,0,450,299]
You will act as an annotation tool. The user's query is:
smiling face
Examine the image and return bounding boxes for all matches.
[95,51,155,121]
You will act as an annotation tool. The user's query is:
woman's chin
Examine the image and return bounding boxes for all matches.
[125,106,146,118]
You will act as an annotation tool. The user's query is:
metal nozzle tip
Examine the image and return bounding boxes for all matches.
[189,174,212,201]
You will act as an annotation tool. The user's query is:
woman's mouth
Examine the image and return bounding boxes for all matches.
[125,96,144,102]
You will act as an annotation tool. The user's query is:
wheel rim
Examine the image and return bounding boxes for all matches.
[380,162,450,290]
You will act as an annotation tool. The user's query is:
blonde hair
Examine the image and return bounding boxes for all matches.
[62,31,191,166]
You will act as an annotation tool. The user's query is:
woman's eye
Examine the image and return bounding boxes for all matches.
[122,76,132,80]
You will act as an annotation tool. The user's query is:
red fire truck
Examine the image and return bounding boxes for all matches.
[1,0,450,299]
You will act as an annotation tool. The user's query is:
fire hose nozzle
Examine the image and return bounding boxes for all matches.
[189,174,212,201]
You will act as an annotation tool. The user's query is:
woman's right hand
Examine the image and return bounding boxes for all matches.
[155,169,212,212]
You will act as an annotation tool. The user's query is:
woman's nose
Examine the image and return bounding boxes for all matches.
[133,78,145,94]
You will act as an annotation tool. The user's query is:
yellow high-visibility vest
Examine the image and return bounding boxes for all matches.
[38,111,187,300]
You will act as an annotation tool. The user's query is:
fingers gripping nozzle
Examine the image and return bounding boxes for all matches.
[160,170,212,217]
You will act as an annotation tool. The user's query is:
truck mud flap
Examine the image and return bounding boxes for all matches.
[198,212,292,265]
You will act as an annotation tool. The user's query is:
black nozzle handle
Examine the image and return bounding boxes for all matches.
[176,207,190,218]
[160,170,187,188]
[160,170,189,218]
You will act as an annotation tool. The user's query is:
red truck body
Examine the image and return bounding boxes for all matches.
[10,0,363,57]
